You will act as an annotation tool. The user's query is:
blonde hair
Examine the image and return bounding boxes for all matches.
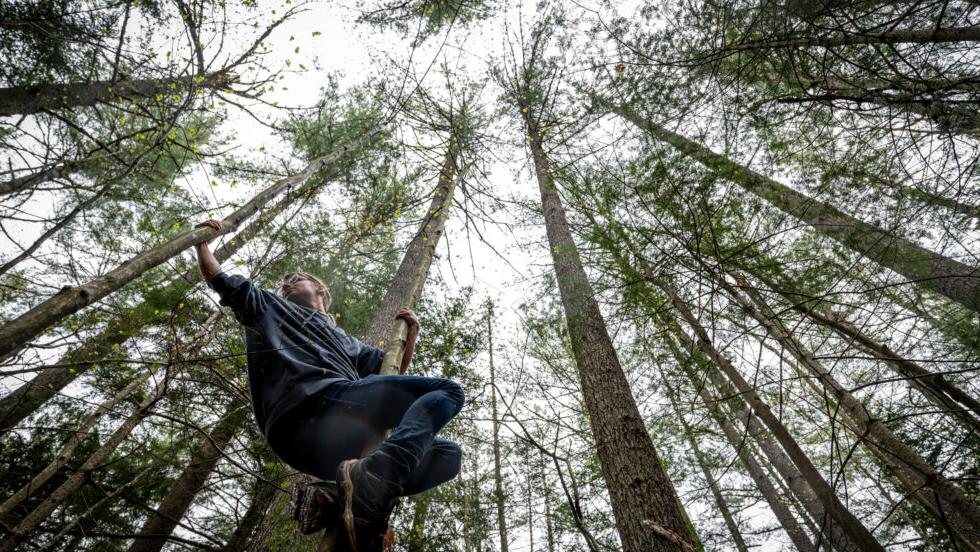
[283,272,334,322]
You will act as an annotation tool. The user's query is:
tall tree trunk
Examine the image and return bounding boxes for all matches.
[718,26,980,54]
[0,129,378,361]
[716,270,980,550]
[526,468,533,552]
[0,72,235,116]
[488,301,510,552]
[519,105,693,552]
[362,133,460,349]
[127,404,249,552]
[0,314,226,551]
[0,153,345,432]
[616,237,884,551]
[307,130,460,551]
[663,384,750,552]
[601,98,980,314]
[542,450,554,552]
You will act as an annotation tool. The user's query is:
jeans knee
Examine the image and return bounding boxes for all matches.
[443,379,465,414]
[446,442,462,477]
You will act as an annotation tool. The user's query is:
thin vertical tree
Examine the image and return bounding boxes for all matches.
[487,300,510,552]
[498,21,695,551]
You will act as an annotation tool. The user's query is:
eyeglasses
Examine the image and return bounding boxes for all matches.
[283,272,316,286]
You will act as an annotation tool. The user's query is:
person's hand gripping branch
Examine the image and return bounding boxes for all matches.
[395,307,420,375]
[193,219,224,282]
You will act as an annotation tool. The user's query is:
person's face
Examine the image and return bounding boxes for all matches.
[281,273,323,310]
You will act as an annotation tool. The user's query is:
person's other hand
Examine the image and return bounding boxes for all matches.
[395,307,419,330]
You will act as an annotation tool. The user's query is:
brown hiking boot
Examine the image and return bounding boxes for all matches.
[336,458,402,552]
[291,480,341,535]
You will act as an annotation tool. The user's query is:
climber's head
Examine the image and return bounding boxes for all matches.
[281,272,332,314]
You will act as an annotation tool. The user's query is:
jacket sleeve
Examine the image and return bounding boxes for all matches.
[354,341,386,378]
[209,272,268,324]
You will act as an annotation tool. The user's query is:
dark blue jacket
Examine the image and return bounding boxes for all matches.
[209,272,384,436]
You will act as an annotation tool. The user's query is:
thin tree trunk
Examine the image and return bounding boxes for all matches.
[719,26,980,54]
[716,271,980,551]
[309,131,461,551]
[519,104,693,551]
[488,301,510,552]
[526,468,533,552]
[602,98,980,313]
[663,384,750,552]
[127,404,248,552]
[0,129,377,361]
[542,451,555,552]
[0,72,235,116]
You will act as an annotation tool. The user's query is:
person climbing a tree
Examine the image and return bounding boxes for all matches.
[192,219,466,550]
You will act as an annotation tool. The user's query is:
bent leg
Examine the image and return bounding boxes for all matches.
[401,439,462,496]
[363,376,464,487]
[273,375,464,488]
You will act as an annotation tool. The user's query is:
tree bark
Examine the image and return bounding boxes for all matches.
[486,302,510,552]
[520,105,693,551]
[0,129,378,361]
[127,404,249,552]
[0,72,235,116]
[663,384,751,552]
[602,98,980,314]
[719,275,980,551]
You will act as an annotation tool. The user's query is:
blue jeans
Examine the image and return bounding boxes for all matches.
[269,375,465,496]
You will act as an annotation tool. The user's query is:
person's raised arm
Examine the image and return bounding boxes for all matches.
[395,307,421,375]
[193,219,223,282]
